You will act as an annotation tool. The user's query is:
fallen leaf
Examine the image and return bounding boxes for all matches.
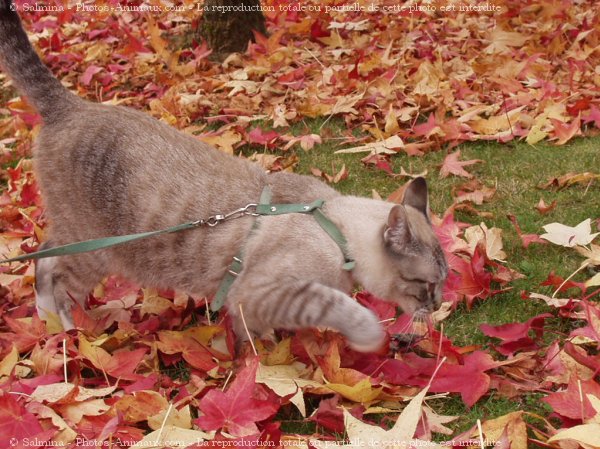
[78,334,147,380]
[543,376,600,421]
[256,362,321,417]
[541,218,599,247]
[535,198,557,215]
[480,412,528,449]
[507,214,548,248]
[547,423,600,446]
[539,172,599,190]
[130,426,214,448]
[195,357,279,437]
[440,151,482,179]
[464,223,507,262]
[335,135,403,154]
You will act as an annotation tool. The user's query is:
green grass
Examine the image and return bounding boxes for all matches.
[249,117,599,434]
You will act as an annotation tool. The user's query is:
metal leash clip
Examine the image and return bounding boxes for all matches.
[195,203,259,227]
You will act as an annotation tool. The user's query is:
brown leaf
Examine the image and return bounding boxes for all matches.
[310,164,348,184]
[539,172,599,190]
[535,198,557,215]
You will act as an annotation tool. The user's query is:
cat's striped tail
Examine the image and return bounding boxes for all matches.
[0,0,75,120]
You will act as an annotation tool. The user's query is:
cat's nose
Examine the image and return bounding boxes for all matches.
[428,282,442,310]
[427,282,436,296]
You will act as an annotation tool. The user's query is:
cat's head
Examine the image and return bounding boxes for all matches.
[374,177,448,315]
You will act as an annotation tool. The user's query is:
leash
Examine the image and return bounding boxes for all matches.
[1,186,355,311]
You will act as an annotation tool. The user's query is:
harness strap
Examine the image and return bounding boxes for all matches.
[211,187,272,312]
[312,209,355,271]
[211,186,355,312]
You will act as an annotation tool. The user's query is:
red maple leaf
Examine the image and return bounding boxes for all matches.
[449,248,492,308]
[156,331,218,372]
[543,376,600,422]
[246,127,280,147]
[0,393,55,449]
[361,153,393,175]
[541,272,586,293]
[413,113,440,138]
[195,357,279,437]
[480,313,552,355]
[1,315,48,353]
[439,150,482,179]
[549,117,581,145]
[430,351,500,407]
[390,351,500,407]
[433,212,470,254]
[507,214,547,248]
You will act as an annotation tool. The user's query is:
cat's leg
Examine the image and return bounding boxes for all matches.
[35,251,104,329]
[34,251,60,320]
[229,280,386,352]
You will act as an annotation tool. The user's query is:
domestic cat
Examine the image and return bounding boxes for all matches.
[0,2,448,352]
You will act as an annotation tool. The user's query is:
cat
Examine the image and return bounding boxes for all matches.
[0,1,448,352]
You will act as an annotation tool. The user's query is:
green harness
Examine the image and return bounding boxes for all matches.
[1,186,355,312]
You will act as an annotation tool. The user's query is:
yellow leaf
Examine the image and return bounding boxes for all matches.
[330,93,363,115]
[326,378,382,403]
[148,405,193,431]
[577,244,600,267]
[256,363,321,417]
[464,223,507,262]
[335,135,404,154]
[526,123,548,145]
[547,423,600,447]
[198,129,242,155]
[263,338,294,366]
[141,289,173,316]
[183,325,223,346]
[318,30,345,48]
[84,42,109,63]
[0,345,19,377]
[471,107,525,136]
[480,411,528,449]
[42,310,64,335]
[587,394,600,423]
[413,61,445,98]
[78,334,112,372]
[384,105,400,135]
[587,272,600,288]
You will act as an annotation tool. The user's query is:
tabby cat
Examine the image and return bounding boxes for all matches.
[0,2,448,352]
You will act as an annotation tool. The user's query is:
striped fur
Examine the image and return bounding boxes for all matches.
[1,4,447,352]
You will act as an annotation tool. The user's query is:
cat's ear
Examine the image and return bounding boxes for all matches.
[384,205,411,250]
[402,177,429,217]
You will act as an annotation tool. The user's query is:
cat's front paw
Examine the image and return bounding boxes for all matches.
[346,322,387,353]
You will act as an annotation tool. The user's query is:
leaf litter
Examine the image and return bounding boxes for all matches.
[0,1,599,447]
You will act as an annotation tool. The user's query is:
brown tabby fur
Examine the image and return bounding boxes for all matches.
[0,2,448,352]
